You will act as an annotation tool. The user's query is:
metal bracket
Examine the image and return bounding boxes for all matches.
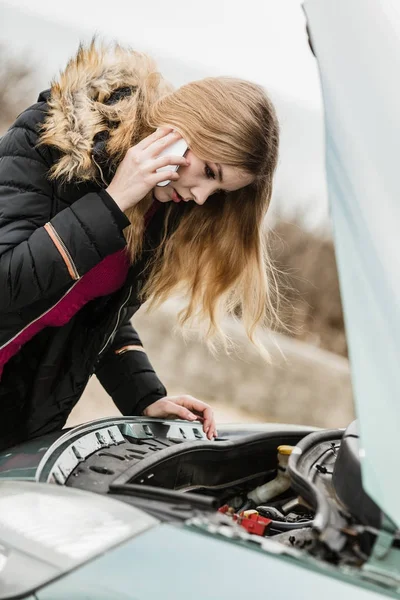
[120,423,154,439]
[362,515,400,590]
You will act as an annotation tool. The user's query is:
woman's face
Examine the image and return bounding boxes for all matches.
[153,149,255,205]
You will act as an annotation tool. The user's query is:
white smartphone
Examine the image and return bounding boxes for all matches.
[156,136,189,187]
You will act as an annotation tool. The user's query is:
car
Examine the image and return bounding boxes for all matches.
[0,1,399,598]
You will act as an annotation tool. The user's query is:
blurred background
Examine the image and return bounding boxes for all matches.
[0,0,354,427]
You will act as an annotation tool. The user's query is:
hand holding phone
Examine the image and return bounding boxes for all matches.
[105,128,188,212]
[155,135,189,187]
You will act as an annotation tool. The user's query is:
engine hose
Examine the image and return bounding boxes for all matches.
[268,519,314,531]
[256,506,286,521]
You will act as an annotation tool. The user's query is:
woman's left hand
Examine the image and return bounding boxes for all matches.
[143,395,217,440]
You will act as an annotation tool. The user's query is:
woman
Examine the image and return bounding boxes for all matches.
[0,41,280,450]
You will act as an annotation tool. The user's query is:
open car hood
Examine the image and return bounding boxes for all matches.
[304,0,400,528]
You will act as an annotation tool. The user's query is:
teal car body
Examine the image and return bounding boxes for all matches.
[1,0,400,598]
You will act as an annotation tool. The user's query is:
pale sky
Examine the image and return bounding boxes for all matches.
[1,0,322,109]
[0,0,328,224]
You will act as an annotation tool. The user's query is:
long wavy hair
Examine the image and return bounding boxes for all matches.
[39,42,280,354]
[126,73,280,353]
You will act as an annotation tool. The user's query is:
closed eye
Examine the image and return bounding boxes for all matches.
[205,164,227,195]
[205,164,216,180]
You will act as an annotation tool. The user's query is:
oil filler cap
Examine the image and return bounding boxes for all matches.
[277,445,294,455]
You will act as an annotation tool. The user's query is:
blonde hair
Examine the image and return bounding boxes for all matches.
[39,41,280,354]
[126,75,280,354]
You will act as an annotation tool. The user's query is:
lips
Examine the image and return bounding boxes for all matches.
[172,189,183,203]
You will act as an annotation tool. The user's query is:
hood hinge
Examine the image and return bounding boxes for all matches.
[361,515,400,591]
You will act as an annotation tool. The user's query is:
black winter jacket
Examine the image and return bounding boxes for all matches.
[0,87,169,450]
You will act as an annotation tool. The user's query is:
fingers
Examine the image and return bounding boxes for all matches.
[161,400,199,422]
[152,170,180,186]
[135,126,173,150]
[133,157,182,186]
[153,155,189,170]
[143,398,197,420]
[205,418,218,440]
[172,401,217,440]
[174,396,217,440]
[146,132,184,160]
[144,396,217,440]
[138,127,181,153]
[130,130,188,187]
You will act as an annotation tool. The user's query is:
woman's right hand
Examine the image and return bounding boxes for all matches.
[105,127,189,212]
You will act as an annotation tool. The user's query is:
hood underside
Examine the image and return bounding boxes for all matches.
[304,0,400,529]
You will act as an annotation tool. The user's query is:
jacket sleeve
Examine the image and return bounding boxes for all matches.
[95,309,167,416]
[0,109,130,313]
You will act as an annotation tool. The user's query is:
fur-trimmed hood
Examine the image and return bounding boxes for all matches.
[39,41,173,183]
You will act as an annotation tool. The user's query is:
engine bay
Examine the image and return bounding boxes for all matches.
[36,418,386,574]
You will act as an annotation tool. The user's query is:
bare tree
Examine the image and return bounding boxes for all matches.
[0,46,34,132]
[270,219,347,357]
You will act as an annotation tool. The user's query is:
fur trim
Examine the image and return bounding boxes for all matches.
[39,40,173,183]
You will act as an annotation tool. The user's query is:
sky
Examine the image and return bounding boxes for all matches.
[1,0,322,108]
[0,0,329,225]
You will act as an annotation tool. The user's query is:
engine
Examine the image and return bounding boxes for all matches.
[37,417,383,569]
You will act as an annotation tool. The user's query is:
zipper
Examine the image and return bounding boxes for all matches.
[98,286,133,357]
[0,280,80,351]
[44,222,80,281]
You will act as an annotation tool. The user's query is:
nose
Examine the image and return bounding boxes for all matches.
[193,193,207,206]
[191,184,213,205]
